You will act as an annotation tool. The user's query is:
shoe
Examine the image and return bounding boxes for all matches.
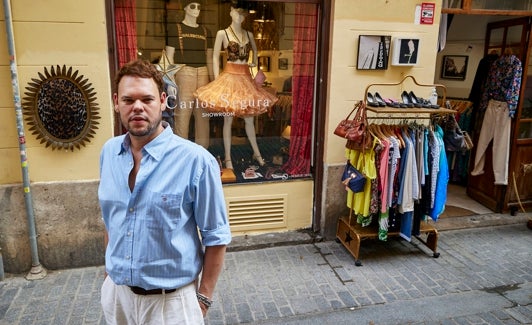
[401,91,414,108]
[408,91,423,108]
[374,92,386,107]
[225,160,233,170]
[391,98,407,108]
[384,98,400,108]
[367,93,379,107]
[417,97,432,108]
[253,154,265,166]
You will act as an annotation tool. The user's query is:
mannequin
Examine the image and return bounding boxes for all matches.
[194,4,277,169]
[158,46,179,129]
[171,0,212,148]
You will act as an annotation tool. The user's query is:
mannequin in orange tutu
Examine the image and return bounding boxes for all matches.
[194,3,277,170]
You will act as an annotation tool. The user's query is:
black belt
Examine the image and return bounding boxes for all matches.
[129,286,177,295]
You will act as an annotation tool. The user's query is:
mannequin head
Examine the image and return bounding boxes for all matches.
[230,0,249,15]
[183,1,201,18]
[230,6,247,25]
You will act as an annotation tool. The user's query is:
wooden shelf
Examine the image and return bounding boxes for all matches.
[366,106,457,115]
[336,215,440,266]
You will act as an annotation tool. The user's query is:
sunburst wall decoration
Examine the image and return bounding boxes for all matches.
[22,65,100,151]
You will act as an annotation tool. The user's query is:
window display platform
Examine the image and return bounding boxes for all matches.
[207,136,309,184]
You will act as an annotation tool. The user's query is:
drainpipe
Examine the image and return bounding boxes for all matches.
[3,0,46,280]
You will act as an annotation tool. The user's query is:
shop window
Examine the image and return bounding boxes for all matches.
[112,0,319,184]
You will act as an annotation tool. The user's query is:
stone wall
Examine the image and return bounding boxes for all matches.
[0,181,104,274]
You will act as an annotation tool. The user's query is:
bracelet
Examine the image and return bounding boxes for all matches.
[196,292,213,308]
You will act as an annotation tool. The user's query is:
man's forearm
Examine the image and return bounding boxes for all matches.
[198,245,227,299]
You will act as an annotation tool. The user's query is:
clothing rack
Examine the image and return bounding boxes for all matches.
[336,77,457,266]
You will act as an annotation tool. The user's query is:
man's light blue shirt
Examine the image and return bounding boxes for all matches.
[98,125,231,290]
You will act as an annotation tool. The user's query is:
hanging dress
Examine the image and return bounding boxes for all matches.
[194,29,278,117]
[346,138,378,226]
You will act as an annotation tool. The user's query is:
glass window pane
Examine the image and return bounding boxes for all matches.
[447,0,463,8]
[472,0,532,10]
[120,1,317,184]
[517,121,532,139]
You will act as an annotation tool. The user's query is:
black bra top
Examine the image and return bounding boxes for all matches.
[224,29,252,62]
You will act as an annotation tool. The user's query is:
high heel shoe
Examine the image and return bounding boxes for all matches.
[252,155,265,166]
[225,160,233,170]
[366,93,379,107]
[374,92,386,107]
[401,91,414,108]
[408,91,423,108]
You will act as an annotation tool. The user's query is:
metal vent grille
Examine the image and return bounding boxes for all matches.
[227,194,287,232]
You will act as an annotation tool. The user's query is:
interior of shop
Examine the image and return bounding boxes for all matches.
[436,13,531,216]
[136,1,307,184]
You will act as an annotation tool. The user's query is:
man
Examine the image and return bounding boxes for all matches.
[99,59,231,324]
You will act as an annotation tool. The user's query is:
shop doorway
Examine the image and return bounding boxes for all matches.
[440,15,532,215]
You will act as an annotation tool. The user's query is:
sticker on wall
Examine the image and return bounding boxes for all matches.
[421,3,435,25]
[391,38,420,66]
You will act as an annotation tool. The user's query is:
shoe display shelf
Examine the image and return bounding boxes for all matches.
[364,75,456,116]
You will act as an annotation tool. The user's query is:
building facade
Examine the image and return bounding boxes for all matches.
[1,0,530,274]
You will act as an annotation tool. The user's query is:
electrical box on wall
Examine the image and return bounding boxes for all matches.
[391,38,421,66]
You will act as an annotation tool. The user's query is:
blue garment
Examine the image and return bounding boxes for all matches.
[430,125,449,221]
[99,124,231,290]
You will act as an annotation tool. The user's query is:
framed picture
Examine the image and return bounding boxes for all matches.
[391,38,420,66]
[357,35,391,70]
[278,58,288,70]
[441,55,468,80]
[258,56,270,72]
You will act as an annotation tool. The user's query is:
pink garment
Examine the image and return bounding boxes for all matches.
[378,138,391,213]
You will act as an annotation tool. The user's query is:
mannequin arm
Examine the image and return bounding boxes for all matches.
[248,31,258,67]
[212,30,225,78]
[206,48,214,81]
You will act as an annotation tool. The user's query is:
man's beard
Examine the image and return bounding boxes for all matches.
[126,117,161,137]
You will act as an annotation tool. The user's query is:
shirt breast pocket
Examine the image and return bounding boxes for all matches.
[146,192,183,231]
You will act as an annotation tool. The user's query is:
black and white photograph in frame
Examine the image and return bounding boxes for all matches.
[357,35,391,70]
[441,55,468,80]
[391,38,420,66]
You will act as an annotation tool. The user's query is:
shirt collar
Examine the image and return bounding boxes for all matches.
[119,121,172,161]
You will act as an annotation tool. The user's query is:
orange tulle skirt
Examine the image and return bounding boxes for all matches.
[193,63,278,117]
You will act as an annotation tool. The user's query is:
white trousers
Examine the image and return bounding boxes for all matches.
[470,99,511,185]
[174,66,210,149]
[101,277,204,325]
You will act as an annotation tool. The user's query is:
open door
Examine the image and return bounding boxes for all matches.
[467,17,532,212]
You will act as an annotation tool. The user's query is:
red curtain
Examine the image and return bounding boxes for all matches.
[115,0,138,68]
[282,3,317,176]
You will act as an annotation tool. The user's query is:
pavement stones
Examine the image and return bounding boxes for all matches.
[0,215,530,324]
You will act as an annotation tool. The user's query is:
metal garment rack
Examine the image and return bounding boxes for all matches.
[336,76,456,266]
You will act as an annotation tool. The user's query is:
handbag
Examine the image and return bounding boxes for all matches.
[442,114,466,152]
[253,69,266,86]
[463,131,474,151]
[341,160,366,193]
[334,101,370,149]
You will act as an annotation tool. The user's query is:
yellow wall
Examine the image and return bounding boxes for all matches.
[326,0,443,164]
[0,0,113,184]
